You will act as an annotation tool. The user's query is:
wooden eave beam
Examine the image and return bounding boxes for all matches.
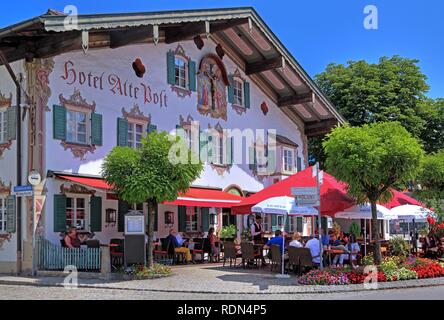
[278,92,313,107]
[245,56,282,75]
[109,26,152,49]
[164,18,249,44]
[304,118,339,137]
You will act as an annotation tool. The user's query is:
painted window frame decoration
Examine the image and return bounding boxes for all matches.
[167,44,196,98]
[228,68,251,115]
[53,89,102,160]
[197,53,229,121]
[0,92,14,157]
[205,122,233,176]
[120,104,152,149]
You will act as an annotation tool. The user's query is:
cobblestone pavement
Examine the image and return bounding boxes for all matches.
[1,284,444,300]
[1,263,444,294]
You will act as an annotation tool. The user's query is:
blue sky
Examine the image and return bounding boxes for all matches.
[1,0,443,98]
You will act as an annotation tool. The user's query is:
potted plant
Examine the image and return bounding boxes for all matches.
[220,225,237,242]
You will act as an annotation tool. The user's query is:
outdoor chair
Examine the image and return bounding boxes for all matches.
[287,246,301,274]
[222,241,240,267]
[270,245,283,272]
[240,241,261,269]
[86,239,100,248]
[110,238,124,270]
[153,238,170,264]
[299,248,317,276]
[191,238,205,263]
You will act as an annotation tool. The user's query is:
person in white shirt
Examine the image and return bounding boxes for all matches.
[289,232,303,248]
[305,235,321,265]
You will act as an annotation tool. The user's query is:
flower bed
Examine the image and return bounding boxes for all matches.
[298,256,444,286]
[119,263,173,280]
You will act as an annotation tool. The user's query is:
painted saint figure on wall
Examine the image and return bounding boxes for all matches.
[197,54,229,121]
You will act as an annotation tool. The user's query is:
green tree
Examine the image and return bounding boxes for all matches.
[418,99,444,153]
[323,122,424,264]
[315,56,429,137]
[415,150,444,220]
[102,131,203,268]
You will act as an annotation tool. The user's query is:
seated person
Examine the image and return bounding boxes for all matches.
[289,232,303,248]
[321,228,330,248]
[305,234,321,265]
[166,229,193,263]
[175,232,184,246]
[265,230,286,255]
[333,235,360,267]
[64,226,85,248]
[330,233,342,247]
[207,227,220,262]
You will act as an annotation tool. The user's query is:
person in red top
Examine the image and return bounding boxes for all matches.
[208,227,220,262]
[64,227,85,248]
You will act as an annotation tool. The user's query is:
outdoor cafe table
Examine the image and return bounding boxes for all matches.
[323,248,350,266]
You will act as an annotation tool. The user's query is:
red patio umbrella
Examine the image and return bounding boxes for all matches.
[232,166,425,216]
[232,167,355,216]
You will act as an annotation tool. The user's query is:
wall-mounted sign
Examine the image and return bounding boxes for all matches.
[12,185,33,197]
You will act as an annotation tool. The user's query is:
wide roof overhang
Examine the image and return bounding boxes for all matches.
[0,7,345,136]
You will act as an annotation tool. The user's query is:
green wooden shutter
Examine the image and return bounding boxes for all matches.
[225,136,233,165]
[244,81,250,108]
[91,113,103,146]
[266,148,276,174]
[297,156,302,172]
[90,196,102,232]
[147,124,157,133]
[118,200,129,232]
[5,195,16,233]
[6,106,17,140]
[249,146,256,170]
[207,135,214,163]
[296,217,303,233]
[284,215,290,233]
[227,75,234,104]
[178,206,186,232]
[188,60,196,91]
[167,50,176,85]
[53,105,66,140]
[271,215,278,232]
[117,117,128,147]
[201,208,210,232]
[53,194,67,232]
[199,130,207,163]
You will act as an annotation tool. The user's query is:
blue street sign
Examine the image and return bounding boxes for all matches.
[13,185,33,192]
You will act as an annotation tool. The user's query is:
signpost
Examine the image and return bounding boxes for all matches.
[291,163,324,269]
[12,185,33,197]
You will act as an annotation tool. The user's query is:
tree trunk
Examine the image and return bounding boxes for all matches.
[146,200,156,268]
[370,200,382,265]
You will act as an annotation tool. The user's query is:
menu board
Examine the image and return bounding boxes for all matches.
[126,216,144,234]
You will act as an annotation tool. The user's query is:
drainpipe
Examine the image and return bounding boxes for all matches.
[0,51,24,274]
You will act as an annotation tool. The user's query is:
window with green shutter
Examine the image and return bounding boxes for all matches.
[178,206,186,232]
[188,60,197,91]
[5,195,16,233]
[266,148,276,174]
[6,106,17,141]
[91,113,103,146]
[201,208,210,232]
[227,75,234,104]
[53,105,67,140]
[90,196,102,232]
[297,156,302,172]
[117,117,128,147]
[166,50,176,86]
[243,81,250,109]
[118,200,130,232]
[199,130,208,163]
[53,194,67,232]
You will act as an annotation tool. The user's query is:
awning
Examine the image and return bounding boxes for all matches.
[58,175,112,190]
[164,188,243,208]
[55,174,242,208]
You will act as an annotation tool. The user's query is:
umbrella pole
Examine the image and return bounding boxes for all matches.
[276,214,290,279]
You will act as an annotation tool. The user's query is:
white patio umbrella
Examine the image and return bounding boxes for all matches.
[252,196,318,278]
[335,204,397,256]
[390,205,432,222]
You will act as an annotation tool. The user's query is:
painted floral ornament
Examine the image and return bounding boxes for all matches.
[132,58,146,78]
[261,101,269,115]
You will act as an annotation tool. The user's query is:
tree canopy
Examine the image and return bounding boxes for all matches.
[323,122,424,263]
[102,131,203,205]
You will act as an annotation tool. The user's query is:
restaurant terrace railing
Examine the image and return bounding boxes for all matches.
[37,238,101,271]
